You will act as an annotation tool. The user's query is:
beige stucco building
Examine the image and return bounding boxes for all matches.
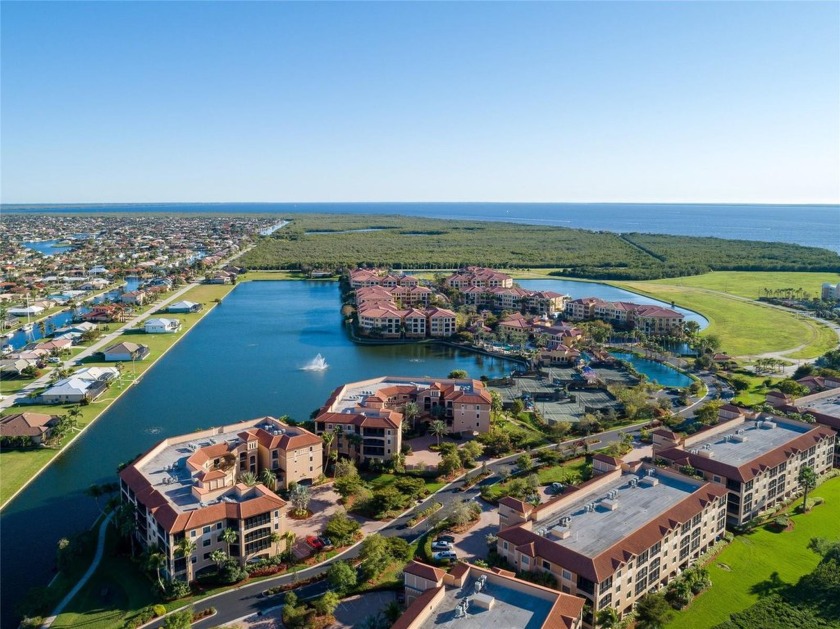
[119,417,322,581]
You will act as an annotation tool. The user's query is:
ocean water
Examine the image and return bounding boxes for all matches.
[3,202,838,252]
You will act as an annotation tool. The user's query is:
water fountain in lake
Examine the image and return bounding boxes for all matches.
[301,353,329,371]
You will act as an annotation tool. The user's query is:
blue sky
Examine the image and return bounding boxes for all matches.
[2,2,838,204]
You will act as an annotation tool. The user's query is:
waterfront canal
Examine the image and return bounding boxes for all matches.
[0,278,703,625]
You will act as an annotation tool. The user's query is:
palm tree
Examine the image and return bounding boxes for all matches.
[269,531,283,555]
[221,527,238,557]
[210,549,227,570]
[430,420,447,447]
[321,430,335,477]
[175,537,197,582]
[239,471,258,486]
[260,468,278,492]
[403,402,420,432]
[146,550,167,592]
[799,465,817,511]
[113,502,138,557]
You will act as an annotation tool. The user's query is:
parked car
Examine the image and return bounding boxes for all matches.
[550,482,564,494]
[47,357,61,364]
[318,536,333,549]
[433,551,457,561]
[431,541,451,551]
[435,534,455,544]
[305,535,324,550]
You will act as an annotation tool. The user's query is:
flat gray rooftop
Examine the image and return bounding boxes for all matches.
[798,394,840,418]
[329,376,475,414]
[688,420,811,468]
[418,576,553,629]
[536,471,702,558]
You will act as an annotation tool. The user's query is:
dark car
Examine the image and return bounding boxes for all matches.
[435,534,455,544]
[318,536,334,549]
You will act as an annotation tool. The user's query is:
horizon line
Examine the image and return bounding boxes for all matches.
[3,200,839,208]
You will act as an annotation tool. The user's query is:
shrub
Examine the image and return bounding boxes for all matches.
[162,579,191,601]
[153,604,167,617]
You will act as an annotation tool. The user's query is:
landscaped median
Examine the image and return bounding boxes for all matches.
[0,282,237,508]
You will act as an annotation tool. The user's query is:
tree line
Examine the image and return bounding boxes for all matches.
[236,214,840,280]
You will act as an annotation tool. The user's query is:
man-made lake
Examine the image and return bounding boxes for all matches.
[22,240,74,255]
[518,279,708,328]
[609,351,693,388]
[0,278,700,625]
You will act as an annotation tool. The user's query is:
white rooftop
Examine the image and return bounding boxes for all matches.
[688,418,811,468]
[535,468,704,558]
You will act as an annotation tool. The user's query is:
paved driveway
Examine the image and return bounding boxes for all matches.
[450,498,497,561]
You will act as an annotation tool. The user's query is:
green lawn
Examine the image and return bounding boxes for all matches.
[0,283,237,508]
[611,280,837,358]
[364,472,444,495]
[667,476,840,629]
[643,271,840,301]
[536,457,591,485]
[719,371,781,407]
[51,530,158,629]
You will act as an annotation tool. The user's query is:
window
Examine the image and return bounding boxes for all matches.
[203,526,211,535]
[203,552,211,560]
[216,523,223,530]
[190,530,196,538]
[562,569,572,580]
[503,542,508,550]
[203,539,211,547]
[521,556,530,565]
[542,560,551,571]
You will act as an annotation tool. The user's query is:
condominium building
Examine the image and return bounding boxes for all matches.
[654,406,836,525]
[565,299,684,334]
[119,417,322,581]
[496,460,727,627]
[315,376,493,462]
[396,561,585,629]
[444,267,514,289]
[348,269,421,289]
[356,303,457,339]
[766,386,840,467]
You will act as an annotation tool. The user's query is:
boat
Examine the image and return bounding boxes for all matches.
[21,323,34,332]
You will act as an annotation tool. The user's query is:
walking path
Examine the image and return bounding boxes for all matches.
[0,282,199,411]
[41,512,114,628]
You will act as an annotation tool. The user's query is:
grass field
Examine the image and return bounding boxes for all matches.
[645,271,840,301]
[0,283,236,508]
[667,476,840,629]
[611,280,837,358]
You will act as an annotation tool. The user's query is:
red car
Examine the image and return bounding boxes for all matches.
[305,535,324,550]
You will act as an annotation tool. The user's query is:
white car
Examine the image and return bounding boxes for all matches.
[431,541,451,551]
[433,551,457,561]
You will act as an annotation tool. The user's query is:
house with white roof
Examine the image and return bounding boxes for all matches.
[144,318,181,334]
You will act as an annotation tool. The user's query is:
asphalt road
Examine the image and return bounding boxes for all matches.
[148,423,643,628]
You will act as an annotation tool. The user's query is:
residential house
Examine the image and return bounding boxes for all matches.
[101,341,150,362]
[40,377,108,404]
[0,412,61,445]
[121,291,146,306]
[167,300,203,314]
[144,318,182,334]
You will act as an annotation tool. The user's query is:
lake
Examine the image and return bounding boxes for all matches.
[0,277,701,625]
[609,351,693,388]
[22,240,74,256]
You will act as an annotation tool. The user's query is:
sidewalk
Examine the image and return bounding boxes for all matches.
[41,513,114,628]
